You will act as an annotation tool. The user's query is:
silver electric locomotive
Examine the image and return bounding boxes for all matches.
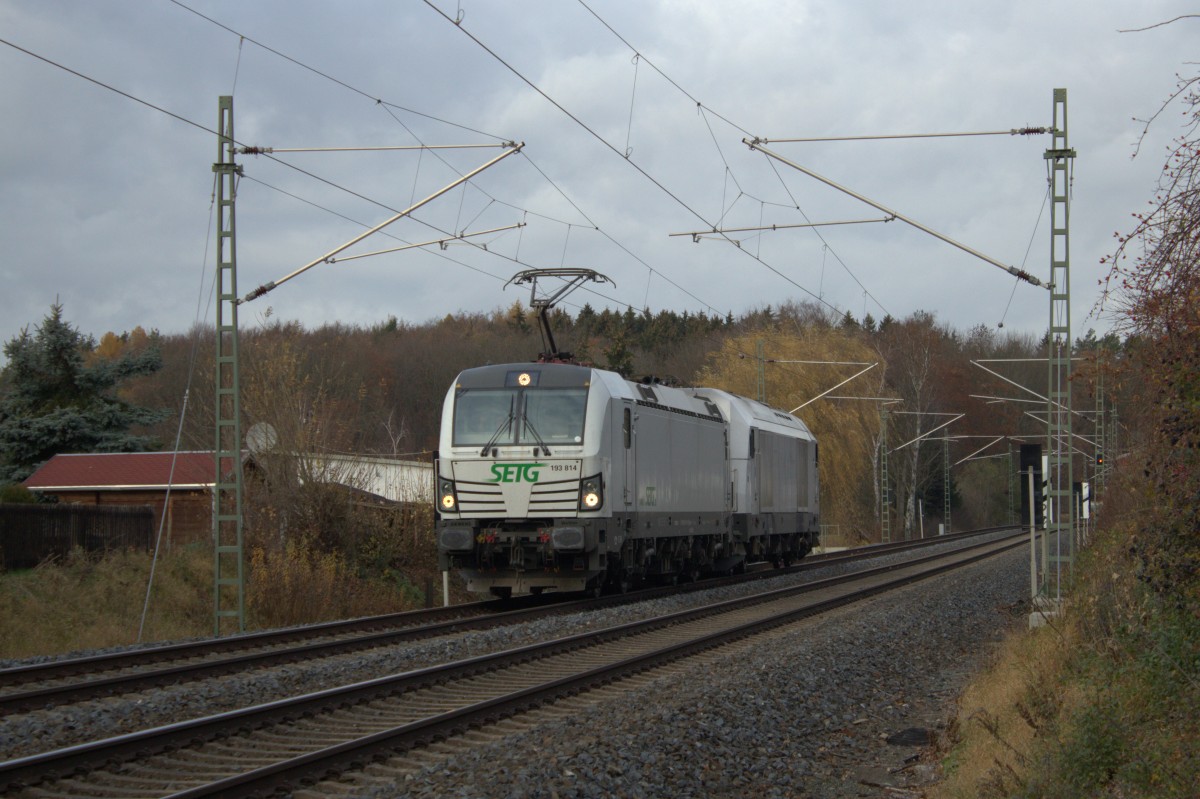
[435,361,819,598]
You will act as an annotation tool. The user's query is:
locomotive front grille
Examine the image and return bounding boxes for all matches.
[454,476,582,517]
[447,458,589,517]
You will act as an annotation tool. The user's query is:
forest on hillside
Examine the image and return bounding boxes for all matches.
[1,297,1131,546]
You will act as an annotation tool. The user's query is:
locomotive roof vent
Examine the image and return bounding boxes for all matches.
[636,383,659,402]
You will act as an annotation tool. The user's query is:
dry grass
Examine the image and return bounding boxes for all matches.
[929,471,1200,799]
[246,541,415,629]
[929,618,1074,798]
[0,546,212,659]
[0,504,457,660]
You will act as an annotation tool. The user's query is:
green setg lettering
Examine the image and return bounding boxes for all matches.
[489,462,546,483]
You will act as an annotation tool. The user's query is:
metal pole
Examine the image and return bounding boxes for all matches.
[1028,469,1037,599]
[1008,446,1017,525]
[880,407,891,543]
[1045,88,1076,598]
[943,437,952,534]
[212,95,245,635]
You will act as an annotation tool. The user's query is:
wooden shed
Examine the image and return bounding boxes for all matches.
[23,452,215,549]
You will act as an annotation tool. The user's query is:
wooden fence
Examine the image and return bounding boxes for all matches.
[0,503,154,570]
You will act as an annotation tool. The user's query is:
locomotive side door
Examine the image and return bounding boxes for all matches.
[748,429,759,510]
[622,401,635,509]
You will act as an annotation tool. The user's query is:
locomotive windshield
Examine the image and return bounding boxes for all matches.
[453,386,587,447]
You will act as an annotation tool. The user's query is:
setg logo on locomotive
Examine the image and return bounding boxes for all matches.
[488,462,546,483]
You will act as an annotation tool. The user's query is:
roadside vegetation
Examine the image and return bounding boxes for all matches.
[0,502,445,660]
[930,57,1200,798]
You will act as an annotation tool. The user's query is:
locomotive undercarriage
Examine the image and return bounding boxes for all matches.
[440,511,817,598]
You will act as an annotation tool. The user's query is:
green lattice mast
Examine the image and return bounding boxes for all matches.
[213,95,245,635]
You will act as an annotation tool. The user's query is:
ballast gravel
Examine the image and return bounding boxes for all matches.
[356,548,1028,799]
[1,535,1028,797]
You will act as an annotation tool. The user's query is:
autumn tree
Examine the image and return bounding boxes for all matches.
[874,311,951,538]
[696,318,880,540]
[1102,64,1200,609]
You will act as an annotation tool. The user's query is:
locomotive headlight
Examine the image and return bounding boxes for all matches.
[439,479,458,512]
[579,475,603,511]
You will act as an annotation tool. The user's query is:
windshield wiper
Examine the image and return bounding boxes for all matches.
[479,396,515,456]
[521,411,552,456]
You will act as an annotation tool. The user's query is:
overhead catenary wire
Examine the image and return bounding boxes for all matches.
[239,172,640,316]
[575,1,892,319]
[789,363,879,413]
[422,0,849,319]
[168,0,507,141]
[746,139,1049,290]
[0,30,543,293]
[999,184,1053,328]
[47,3,673,318]
[324,223,526,264]
[171,0,726,318]
[239,144,524,303]
[236,143,515,154]
[670,215,896,240]
[759,157,893,319]
[54,0,817,323]
[11,3,1034,334]
[890,413,966,452]
[755,128,1051,144]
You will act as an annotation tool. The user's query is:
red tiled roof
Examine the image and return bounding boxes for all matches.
[23,452,217,491]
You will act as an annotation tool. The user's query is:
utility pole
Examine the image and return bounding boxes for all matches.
[1044,88,1076,599]
[943,436,951,534]
[213,96,245,635]
[880,406,891,542]
[1007,444,1017,525]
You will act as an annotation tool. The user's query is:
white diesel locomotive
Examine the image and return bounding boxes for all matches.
[435,361,819,598]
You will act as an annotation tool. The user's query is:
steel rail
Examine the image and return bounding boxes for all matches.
[175,535,1025,798]
[0,531,1024,795]
[0,526,1012,714]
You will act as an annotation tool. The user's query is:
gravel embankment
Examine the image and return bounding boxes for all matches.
[1,535,1027,798]
[357,546,1028,798]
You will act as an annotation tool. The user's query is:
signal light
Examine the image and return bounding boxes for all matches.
[1096,453,1104,466]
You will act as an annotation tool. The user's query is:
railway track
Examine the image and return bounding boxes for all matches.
[0,529,1024,798]
[0,527,1010,715]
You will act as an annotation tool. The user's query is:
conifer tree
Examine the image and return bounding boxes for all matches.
[0,304,165,482]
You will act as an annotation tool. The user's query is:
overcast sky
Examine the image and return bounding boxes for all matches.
[1,1,1194,361]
